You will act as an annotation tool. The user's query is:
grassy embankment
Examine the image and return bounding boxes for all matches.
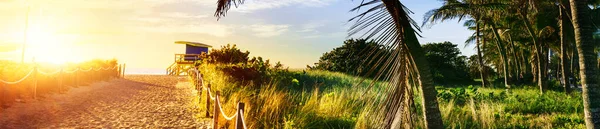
[198,63,584,129]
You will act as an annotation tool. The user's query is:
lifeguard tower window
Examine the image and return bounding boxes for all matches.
[186,44,209,55]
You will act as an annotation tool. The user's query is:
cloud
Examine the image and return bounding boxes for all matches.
[248,24,289,37]
[162,12,209,19]
[232,0,338,13]
[298,23,324,33]
[139,23,231,37]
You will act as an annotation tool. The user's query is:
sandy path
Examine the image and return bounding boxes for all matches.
[0,75,210,128]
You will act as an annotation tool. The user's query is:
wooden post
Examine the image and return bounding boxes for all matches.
[206,84,211,117]
[122,64,126,78]
[32,65,37,99]
[75,67,79,87]
[196,73,204,93]
[58,68,63,93]
[117,65,120,78]
[117,64,122,78]
[1,74,4,108]
[213,91,220,129]
[235,102,245,129]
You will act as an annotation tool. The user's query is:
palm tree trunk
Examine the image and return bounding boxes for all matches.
[559,4,572,93]
[509,38,521,84]
[570,0,600,127]
[522,49,531,80]
[532,50,538,84]
[381,0,444,128]
[476,21,487,87]
[490,23,510,90]
[521,13,547,94]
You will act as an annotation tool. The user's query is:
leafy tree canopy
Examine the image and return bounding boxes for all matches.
[312,39,472,85]
[422,41,472,84]
[310,39,388,78]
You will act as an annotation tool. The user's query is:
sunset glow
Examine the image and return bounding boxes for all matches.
[26,22,78,64]
[0,0,473,71]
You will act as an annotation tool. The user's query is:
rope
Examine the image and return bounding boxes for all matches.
[192,70,248,125]
[0,69,35,84]
[63,68,79,73]
[37,69,61,75]
[0,65,118,84]
[206,87,216,100]
[240,111,248,129]
[80,67,93,72]
[102,66,116,70]
[217,97,238,120]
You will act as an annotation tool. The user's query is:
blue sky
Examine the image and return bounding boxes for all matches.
[204,0,474,68]
[0,0,474,69]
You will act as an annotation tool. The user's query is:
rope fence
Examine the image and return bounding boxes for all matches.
[0,63,126,105]
[189,69,248,129]
[0,69,35,85]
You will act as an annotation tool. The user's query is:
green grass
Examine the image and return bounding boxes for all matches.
[198,64,585,129]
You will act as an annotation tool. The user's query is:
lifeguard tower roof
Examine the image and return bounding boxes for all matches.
[175,41,212,48]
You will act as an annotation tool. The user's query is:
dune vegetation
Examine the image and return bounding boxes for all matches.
[195,45,585,128]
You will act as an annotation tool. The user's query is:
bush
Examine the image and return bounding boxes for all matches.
[206,44,249,64]
[201,44,293,88]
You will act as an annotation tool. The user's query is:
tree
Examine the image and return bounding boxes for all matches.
[558,0,573,93]
[422,41,471,84]
[423,0,506,88]
[569,0,600,127]
[467,55,495,79]
[311,39,389,78]
[214,0,444,128]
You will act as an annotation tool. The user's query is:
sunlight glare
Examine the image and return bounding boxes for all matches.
[26,25,76,64]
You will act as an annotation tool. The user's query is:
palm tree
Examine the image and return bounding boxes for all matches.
[423,0,510,88]
[569,0,600,127]
[423,0,507,88]
[464,20,490,86]
[558,0,573,93]
[214,0,444,128]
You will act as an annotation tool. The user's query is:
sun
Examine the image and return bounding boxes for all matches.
[26,26,74,64]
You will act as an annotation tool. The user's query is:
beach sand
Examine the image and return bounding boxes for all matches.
[0,75,209,128]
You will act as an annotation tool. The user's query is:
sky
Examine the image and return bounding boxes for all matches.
[0,0,473,71]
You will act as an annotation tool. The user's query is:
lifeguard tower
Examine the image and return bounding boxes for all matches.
[166,41,212,75]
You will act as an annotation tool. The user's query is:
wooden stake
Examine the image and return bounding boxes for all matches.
[1,74,5,109]
[32,65,37,99]
[75,67,79,87]
[213,91,220,129]
[118,64,122,78]
[58,68,63,93]
[235,102,245,129]
[122,64,126,78]
[206,84,211,118]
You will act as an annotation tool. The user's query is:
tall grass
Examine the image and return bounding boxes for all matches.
[198,63,585,128]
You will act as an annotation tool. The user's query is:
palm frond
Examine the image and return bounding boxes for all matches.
[215,0,244,19]
[464,33,478,48]
[463,19,476,27]
[422,1,508,28]
[349,0,440,128]
[591,7,600,29]
[537,26,556,38]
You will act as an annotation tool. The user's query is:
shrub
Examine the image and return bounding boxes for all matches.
[206,44,249,64]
